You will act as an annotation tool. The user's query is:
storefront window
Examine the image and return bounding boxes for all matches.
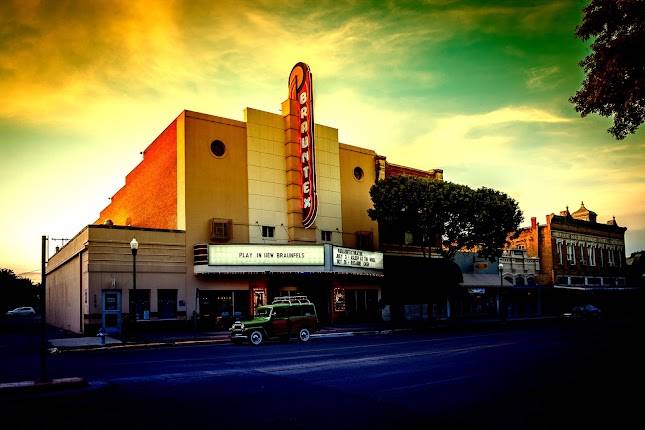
[158,289,177,319]
[129,289,150,320]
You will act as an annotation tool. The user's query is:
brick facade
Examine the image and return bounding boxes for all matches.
[510,204,627,287]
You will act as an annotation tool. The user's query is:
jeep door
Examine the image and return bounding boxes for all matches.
[269,306,289,337]
[301,304,317,331]
[288,305,303,335]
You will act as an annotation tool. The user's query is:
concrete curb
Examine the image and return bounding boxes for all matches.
[50,329,399,352]
[51,337,231,353]
[0,377,86,395]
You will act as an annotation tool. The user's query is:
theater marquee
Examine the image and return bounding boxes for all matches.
[289,62,318,229]
[208,244,324,266]
[333,246,384,270]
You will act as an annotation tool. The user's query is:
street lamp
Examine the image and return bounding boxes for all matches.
[497,263,504,320]
[130,238,138,338]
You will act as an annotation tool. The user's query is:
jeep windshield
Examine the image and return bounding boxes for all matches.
[255,307,272,317]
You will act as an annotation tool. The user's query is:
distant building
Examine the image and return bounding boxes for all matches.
[451,251,542,319]
[626,251,645,288]
[499,248,540,286]
[509,202,627,289]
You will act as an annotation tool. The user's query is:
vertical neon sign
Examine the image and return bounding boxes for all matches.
[289,62,318,229]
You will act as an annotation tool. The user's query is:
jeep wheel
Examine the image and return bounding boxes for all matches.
[298,328,310,342]
[249,330,263,346]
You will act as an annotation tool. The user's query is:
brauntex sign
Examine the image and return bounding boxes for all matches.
[289,62,318,229]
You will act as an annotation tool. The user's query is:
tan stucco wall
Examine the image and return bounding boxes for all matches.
[339,144,379,249]
[245,107,343,245]
[46,226,186,334]
[46,228,89,333]
[182,111,250,311]
[315,124,343,244]
[86,226,186,318]
[245,108,289,243]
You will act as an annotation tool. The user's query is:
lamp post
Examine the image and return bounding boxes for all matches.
[497,263,504,320]
[130,238,138,338]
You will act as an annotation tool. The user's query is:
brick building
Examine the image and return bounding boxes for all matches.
[509,202,627,289]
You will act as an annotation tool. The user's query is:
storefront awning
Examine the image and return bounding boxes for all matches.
[193,265,384,277]
[461,274,513,287]
[554,285,638,291]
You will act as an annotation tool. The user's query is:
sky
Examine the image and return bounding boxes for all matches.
[1,0,644,282]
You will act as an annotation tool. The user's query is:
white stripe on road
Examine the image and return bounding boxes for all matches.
[118,332,509,369]
[379,375,472,393]
[100,341,516,385]
[255,342,517,375]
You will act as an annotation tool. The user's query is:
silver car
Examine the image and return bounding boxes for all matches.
[5,306,36,316]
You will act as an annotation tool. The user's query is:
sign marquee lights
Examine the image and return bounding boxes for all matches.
[289,62,318,229]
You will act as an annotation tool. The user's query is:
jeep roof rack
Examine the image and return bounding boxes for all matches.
[272,295,312,305]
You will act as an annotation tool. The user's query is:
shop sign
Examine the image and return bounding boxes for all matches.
[332,246,384,270]
[468,288,486,295]
[208,244,324,266]
[289,62,318,228]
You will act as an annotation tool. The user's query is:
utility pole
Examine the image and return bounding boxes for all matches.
[40,235,48,382]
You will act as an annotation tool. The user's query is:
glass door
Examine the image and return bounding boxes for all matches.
[102,290,122,335]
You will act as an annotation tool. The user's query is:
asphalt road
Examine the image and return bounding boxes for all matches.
[1,320,642,429]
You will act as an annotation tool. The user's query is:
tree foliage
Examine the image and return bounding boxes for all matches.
[570,0,645,139]
[368,176,523,260]
[0,268,39,312]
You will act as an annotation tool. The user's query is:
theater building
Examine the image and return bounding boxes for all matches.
[45,63,443,334]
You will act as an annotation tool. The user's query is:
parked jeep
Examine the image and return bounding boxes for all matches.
[229,296,318,345]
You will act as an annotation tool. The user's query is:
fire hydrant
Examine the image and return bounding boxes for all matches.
[97,328,106,345]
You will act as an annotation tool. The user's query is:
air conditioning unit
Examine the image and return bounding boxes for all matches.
[210,218,232,242]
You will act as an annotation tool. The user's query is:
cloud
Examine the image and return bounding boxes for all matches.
[526,66,561,90]
[390,106,571,169]
[0,0,572,132]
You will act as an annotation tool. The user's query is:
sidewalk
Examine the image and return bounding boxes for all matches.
[48,323,398,353]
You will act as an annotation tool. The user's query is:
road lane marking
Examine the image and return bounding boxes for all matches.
[107,332,512,368]
[379,375,471,392]
[93,342,516,385]
[255,342,518,375]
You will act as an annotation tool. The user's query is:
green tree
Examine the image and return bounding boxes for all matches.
[0,268,39,312]
[570,0,645,139]
[468,187,524,260]
[368,177,522,259]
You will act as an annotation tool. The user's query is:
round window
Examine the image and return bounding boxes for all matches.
[210,140,226,157]
[353,166,364,180]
